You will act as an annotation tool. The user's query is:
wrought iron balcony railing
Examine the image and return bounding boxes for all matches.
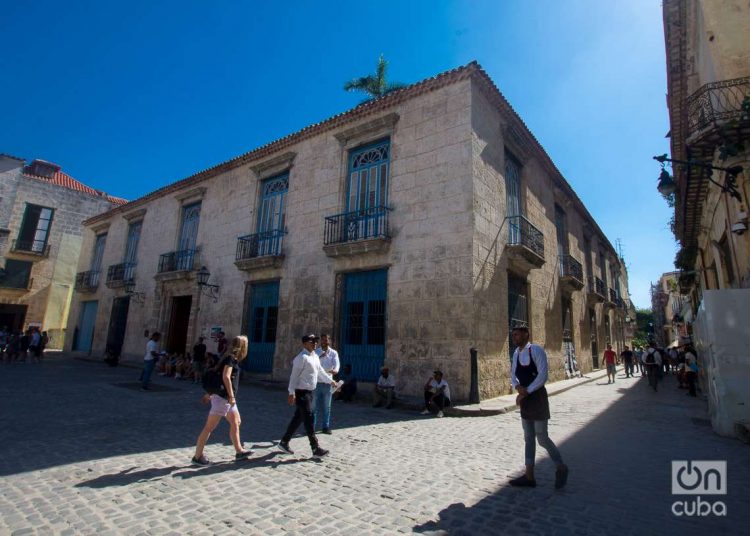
[107,262,136,286]
[324,206,391,246]
[236,230,284,261]
[75,270,100,291]
[609,288,618,303]
[687,76,750,135]
[11,239,50,257]
[595,277,606,297]
[507,215,545,259]
[158,249,196,273]
[559,254,583,284]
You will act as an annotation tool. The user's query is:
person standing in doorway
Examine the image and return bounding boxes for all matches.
[508,326,568,489]
[314,334,340,434]
[278,334,340,458]
[141,332,161,391]
[29,328,42,363]
[603,343,617,384]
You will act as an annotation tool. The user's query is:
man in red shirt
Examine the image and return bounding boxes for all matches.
[603,343,617,384]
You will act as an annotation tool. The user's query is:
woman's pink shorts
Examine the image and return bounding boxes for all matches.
[209,394,239,417]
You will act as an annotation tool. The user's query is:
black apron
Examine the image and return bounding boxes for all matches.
[515,346,551,421]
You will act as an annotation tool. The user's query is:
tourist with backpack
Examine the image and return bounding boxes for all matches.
[191,335,252,465]
[642,342,662,392]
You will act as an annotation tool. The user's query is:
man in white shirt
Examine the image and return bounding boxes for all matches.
[278,334,339,458]
[508,326,568,489]
[141,332,161,391]
[313,334,340,434]
[421,370,451,417]
[373,367,396,409]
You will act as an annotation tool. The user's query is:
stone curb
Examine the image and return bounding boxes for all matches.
[446,367,614,417]
[73,355,615,417]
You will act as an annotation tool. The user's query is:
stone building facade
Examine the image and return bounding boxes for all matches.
[662,0,750,437]
[0,155,125,348]
[65,62,632,400]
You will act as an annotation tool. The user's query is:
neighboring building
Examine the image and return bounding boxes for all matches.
[0,155,126,348]
[650,272,692,348]
[662,0,750,437]
[65,61,632,400]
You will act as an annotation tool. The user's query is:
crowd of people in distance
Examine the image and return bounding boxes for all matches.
[0,326,48,363]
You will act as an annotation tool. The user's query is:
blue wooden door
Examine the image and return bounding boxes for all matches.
[74,300,98,353]
[341,269,387,381]
[245,281,279,372]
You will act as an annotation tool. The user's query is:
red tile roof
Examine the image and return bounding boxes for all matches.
[23,169,128,206]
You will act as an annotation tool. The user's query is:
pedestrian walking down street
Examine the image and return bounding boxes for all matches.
[508,326,568,489]
[634,346,645,376]
[278,334,340,458]
[141,332,161,390]
[603,343,617,384]
[642,342,662,392]
[620,345,635,378]
[313,334,340,434]
[192,336,252,465]
[28,328,42,363]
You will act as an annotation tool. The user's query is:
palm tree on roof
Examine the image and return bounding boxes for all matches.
[343,55,406,102]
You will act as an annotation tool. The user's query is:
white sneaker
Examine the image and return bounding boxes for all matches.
[437,411,444,418]
[420,409,430,415]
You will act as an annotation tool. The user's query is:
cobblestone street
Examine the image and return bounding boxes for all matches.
[1,357,748,535]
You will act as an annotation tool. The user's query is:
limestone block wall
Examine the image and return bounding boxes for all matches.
[1,171,116,348]
[468,80,628,399]
[68,80,477,400]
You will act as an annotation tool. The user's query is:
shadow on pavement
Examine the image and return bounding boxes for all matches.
[0,357,432,477]
[413,374,750,535]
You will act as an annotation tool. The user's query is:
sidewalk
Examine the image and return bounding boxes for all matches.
[449,366,614,416]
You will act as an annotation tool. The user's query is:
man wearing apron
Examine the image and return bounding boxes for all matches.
[509,326,569,489]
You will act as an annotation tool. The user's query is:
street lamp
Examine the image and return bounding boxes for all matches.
[653,154,743,201]
[197,266,220,302]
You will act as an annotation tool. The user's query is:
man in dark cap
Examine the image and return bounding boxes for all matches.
[278,334,340,458]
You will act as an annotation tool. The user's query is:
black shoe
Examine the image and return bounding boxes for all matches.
[312,447,329,458]
[555,465,569,489]
[277,442,294,455]
[191,455,211,466]
[509,475,536,487]
[235,450,253,460]
[321,428,332,435]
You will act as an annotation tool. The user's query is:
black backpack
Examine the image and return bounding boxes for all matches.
[202,363,224,395]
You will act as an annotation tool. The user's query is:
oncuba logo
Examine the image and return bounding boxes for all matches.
[671,461,727,517]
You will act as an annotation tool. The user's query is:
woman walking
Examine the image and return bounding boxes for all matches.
[192,335,252,465]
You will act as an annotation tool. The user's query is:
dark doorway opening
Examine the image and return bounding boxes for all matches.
[0,304,27,333]
[166,295,192,355]
[589,308,599,369]
[106,297,130,357]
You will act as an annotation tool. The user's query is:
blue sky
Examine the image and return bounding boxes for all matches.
[0,0,673,308]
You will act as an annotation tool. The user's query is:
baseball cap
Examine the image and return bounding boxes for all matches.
[301,334,319,343]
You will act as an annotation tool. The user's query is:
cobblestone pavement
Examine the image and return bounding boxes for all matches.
[1,357,748,536]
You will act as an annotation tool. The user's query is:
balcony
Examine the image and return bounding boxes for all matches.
[687,76,750,144]
[506,215,545,273]
[75,270,100,293]
[106,262,136,288]
[587,276,606,303]
[558,254,584,292]
[323,206,391,257]
[234,230,285,272]
[9,239,50,260]
[155,249,197,282]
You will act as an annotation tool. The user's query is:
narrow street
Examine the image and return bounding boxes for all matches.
[0,357,748,535]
